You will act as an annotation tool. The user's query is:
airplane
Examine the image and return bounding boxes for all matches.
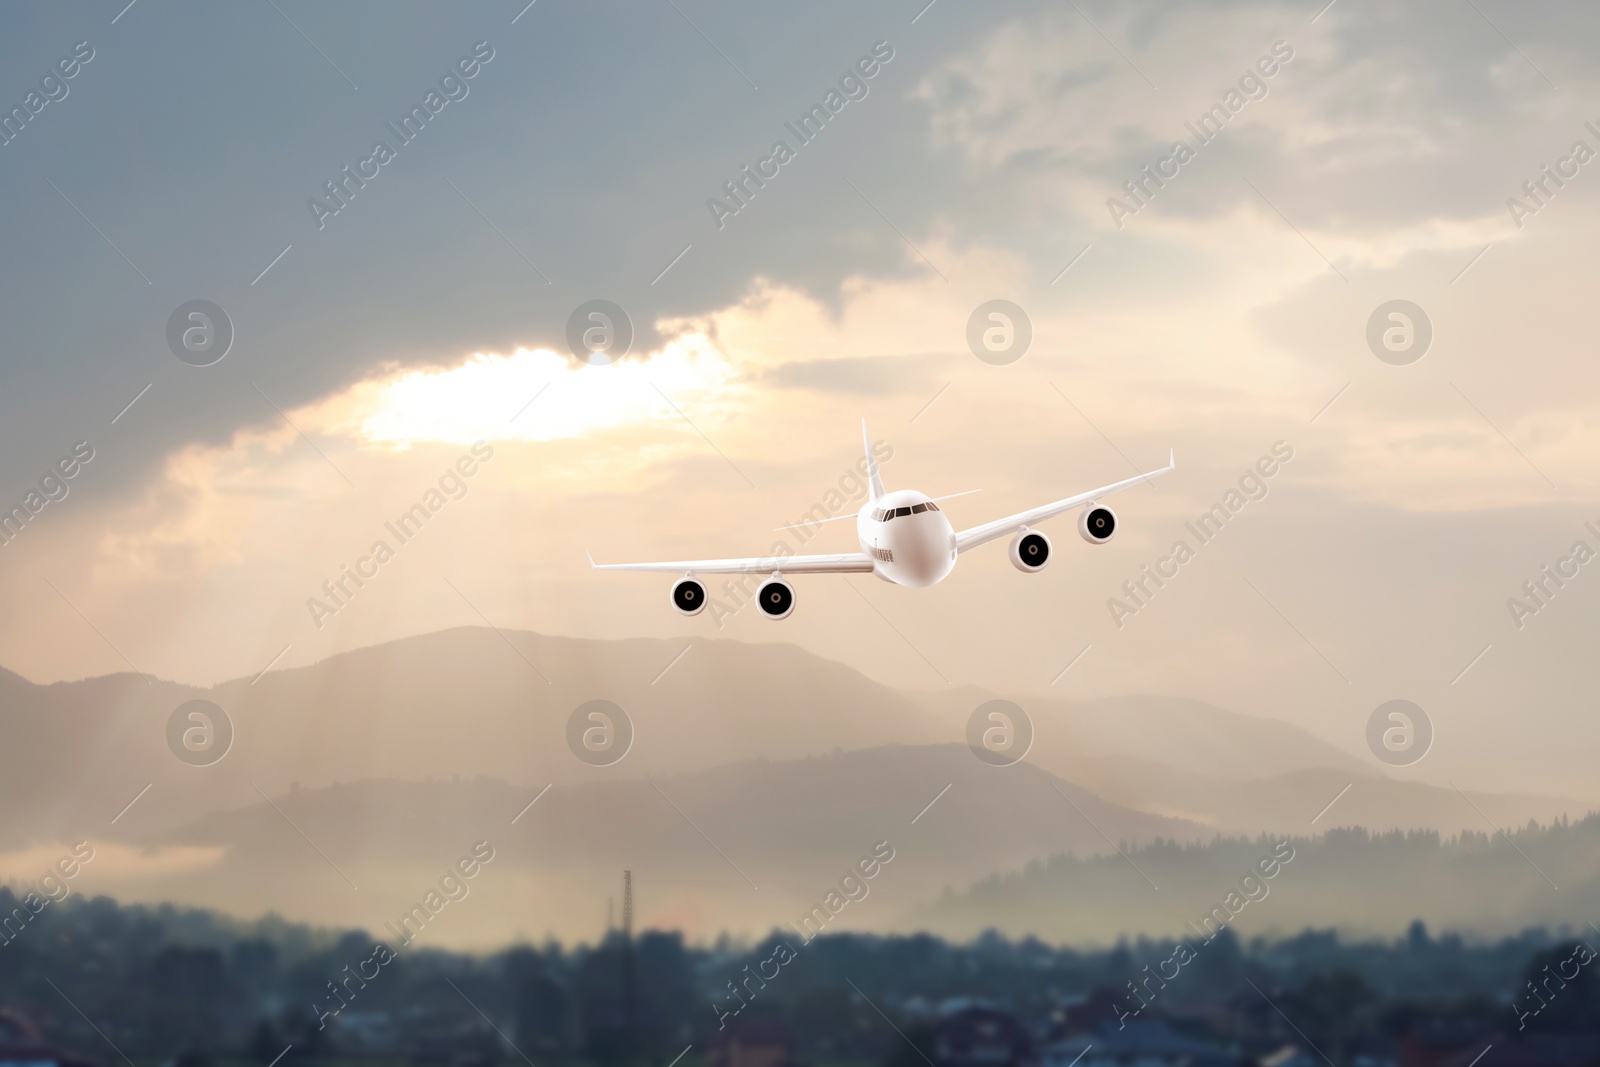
[591,420,1174,619]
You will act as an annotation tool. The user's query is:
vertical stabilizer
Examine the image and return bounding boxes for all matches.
[862,418,885,501]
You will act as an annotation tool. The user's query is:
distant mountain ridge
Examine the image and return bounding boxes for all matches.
[0,627,1592,946]
[914,815,1600,944]
[104,745,1205,946]
[0,627,1584,850]
[911,688,1371,780]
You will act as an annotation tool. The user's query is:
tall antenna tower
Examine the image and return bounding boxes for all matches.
[622,870,635,1037]
[622,870,633,939]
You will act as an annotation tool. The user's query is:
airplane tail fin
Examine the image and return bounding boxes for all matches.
[862,418,885,501]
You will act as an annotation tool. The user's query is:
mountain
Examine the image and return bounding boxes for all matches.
[3,626,1595,945]
[0,629,946,848]
[913,689,1371,781]
[912,816,1600,944]
[1062,759,1582,837]
[0,628,1584,852]
[897,689,1582,837]
[27,747,1600,950]
[69,745,1209,947]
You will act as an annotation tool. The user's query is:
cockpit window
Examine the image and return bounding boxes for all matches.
[876,504,939,520]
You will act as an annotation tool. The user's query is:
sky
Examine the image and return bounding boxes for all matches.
[1,0,1599,800]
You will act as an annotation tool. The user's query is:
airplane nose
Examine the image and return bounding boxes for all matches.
[893,516,956,587]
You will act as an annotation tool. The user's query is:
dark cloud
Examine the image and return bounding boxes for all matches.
[1,0,1597,505]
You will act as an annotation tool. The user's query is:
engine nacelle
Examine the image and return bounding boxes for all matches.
[1079,505,1117,544]
[1009,530,1051,572]
[670,576,708,616]
[755,576,795,620]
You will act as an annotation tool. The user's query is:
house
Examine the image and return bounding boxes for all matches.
[708,1018,795,1067]
[1479,1037,1600,1067]
[410,1024,502,1067]
[1048,990,1128,1037]
[1258,1044,1324,1067]
[1044,1019,1240,1067]
[1400,1026,1600,1067]
[934,1005,1037,1067]
[0,1009,96,1067]
[1398,1023,1498,1067]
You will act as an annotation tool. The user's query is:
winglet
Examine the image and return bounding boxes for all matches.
[585,549,597,569]
[1169,447,1176,470]
[862,418,885,501]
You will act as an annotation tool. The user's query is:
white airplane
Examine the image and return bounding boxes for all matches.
[592,421,1174,619]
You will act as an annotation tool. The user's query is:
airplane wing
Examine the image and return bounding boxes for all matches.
[590,551,874,575]
[953,450,1175,554]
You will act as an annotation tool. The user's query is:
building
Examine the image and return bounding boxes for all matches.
[934,1005,1038,1067]
[1044,1019,1240,1067]
[708,1018,795,1067]
[0,1009,96,1067]
[1399,1025,1600,1067]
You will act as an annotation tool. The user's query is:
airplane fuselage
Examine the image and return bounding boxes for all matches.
[857,489,957,587]
[591,419,1173,621]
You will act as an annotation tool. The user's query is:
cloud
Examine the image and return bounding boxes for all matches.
[763,352,953,396]
[3,0,1600,800]
[298,338,744,449]
[0,842,224,886]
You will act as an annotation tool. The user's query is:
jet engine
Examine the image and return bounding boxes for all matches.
[755,576,795,619]
[1008,530,1051,572]
[1079,505,1117,544]
[670,576,708,616]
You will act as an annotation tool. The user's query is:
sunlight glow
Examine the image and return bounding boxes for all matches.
[308,335,743,448]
